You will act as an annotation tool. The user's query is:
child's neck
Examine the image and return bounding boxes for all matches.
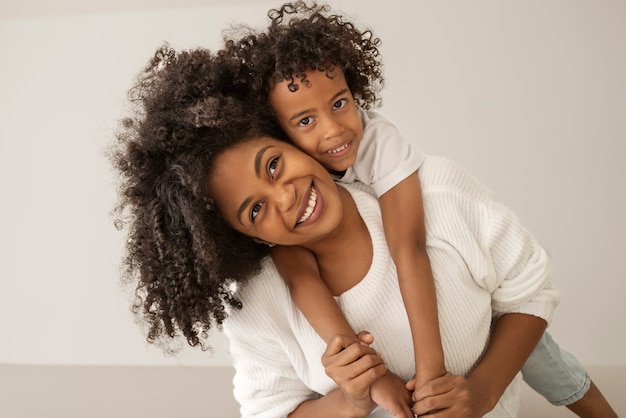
[308,186,373,296]
[329,168,347,178]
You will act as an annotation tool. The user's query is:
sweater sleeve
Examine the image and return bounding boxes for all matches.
[483,198,561,324]
[420,156,560,325]
[223,262,319,418]
[225,320,316,418]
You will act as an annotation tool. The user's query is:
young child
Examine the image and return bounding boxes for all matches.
[226,1,618,417]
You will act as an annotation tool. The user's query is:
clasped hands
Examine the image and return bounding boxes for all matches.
[321,331,484,418]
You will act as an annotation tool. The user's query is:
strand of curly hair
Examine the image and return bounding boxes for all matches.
[222,0,384,115]
[111,1,386,352]
[110,46,281,351]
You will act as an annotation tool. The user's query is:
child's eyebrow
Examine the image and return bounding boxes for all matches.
[329,89,350,104]
[288,109,312,122]
[287,88,350,122]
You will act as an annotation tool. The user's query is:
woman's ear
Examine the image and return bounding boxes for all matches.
[252,238,275,247]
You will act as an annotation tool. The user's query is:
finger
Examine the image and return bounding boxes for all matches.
[338,365,386,408]
[326,351,386,383]
[356,330,374,345]
[346,361,388,392]
[328,340,381,366]
[412,393,448,417]
[323,334,361,358]
[405,378,416,391]
[413,372,455,401]
[412,381,464,416]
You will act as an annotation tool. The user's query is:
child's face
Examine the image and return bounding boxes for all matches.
[206,136,344,248]
[268,68,364,174]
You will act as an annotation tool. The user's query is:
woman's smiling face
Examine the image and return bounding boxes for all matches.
[206,136,344,247]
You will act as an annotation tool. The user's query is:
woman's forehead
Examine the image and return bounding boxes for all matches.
[208,136,285,193]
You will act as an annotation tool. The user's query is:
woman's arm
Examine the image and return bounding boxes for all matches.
[410,156,559,416]
[410,313,546,417]
[467,313,547,411]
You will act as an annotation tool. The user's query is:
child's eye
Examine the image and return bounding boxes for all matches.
[268,156,279,177]
[332,99,347,110]
[298,117,313,127]
[250,202,263,222]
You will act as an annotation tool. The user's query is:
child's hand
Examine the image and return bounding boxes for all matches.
[369,372,413,418]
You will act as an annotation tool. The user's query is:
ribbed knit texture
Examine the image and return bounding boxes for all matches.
[224,156,560,418]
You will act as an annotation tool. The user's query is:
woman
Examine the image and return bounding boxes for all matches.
[111,46,559,417]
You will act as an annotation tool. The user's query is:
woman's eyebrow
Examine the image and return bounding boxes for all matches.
[237,197,253,226]
[236,145,275,225]
[255,145,274,177]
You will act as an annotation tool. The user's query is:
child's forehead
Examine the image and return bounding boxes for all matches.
[271,66,345,90]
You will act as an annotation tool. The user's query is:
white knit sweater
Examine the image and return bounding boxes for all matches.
[224,156,560,418]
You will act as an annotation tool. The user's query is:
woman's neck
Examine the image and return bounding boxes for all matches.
[307,186,373,296]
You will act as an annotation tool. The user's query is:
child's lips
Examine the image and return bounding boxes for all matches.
[325,140,352,156]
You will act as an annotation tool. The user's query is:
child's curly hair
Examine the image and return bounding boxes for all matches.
[223,1,384,114]
[110,45,287,351]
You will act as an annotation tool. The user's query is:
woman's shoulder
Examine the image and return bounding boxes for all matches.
[227,258,291,326]
[419,155,497,204]
[340,182,382,216]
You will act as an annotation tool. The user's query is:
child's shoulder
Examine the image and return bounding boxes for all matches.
[357,108,419,155]
[359,108,398,136]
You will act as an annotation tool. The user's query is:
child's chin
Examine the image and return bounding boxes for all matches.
[327,158,355,174]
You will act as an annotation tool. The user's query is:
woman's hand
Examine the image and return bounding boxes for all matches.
[356,332,413,418]
[322,333,387,415]
[409,373,490,418]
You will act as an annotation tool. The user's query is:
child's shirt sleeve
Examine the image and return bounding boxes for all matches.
[335,108,426,198]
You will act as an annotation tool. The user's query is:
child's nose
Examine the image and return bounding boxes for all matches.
[322,116,344,139]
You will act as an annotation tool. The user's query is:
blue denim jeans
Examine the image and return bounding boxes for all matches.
[521,331,591,406]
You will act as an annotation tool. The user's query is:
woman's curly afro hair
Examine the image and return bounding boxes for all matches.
[223,1,384,114]
[110,45,287,351]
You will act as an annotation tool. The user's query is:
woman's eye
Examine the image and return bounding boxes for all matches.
[268,156,279,177]
[298,117,312,127]
[251,202,263,222]
[333,99,347,110]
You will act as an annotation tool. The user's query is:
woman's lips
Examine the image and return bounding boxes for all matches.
[295,182,323,227]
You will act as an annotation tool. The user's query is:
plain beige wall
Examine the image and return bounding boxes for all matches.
[1,0,625,369]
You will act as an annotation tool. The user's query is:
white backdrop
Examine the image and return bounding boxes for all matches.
[1,0,624,368]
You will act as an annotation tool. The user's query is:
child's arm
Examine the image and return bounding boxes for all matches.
[378,171,446,391]
[271,245,354,343]
[273,245,415,416]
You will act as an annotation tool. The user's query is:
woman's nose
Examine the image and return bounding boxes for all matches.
[273,182,296,213]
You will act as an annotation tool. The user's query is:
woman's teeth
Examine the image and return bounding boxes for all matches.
[297,186,317,224]
[327,143,348,154]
